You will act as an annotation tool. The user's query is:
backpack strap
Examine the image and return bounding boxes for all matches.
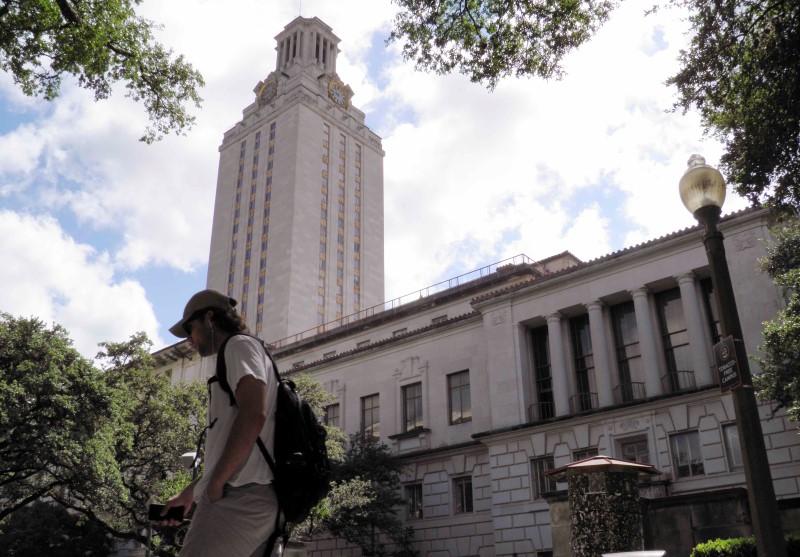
[212,333,280,468]
[210,334,238,407]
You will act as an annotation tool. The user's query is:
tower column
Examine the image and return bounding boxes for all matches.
[677,273,714,386]
[586,302,614,408]
[630,287,662,397]
[547,313,570,417]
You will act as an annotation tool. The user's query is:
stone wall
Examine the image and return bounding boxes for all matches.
[568,471,644,557]
[643,488,752,556]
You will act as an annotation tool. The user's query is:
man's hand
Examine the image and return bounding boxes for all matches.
[157,481,196,526]
[207,477,225,503]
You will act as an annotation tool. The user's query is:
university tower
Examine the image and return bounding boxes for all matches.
[206,16,385,343]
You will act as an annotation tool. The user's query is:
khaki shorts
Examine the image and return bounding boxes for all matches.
[179,483,279,557]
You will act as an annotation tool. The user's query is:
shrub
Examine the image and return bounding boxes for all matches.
[690,537,755,557]
[691,534,800,557]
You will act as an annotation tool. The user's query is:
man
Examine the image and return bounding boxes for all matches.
[161,289,279,557]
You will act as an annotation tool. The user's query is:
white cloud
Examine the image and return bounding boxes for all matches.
[0,211,160,356]
[376,0,745,299]
[0,0,752,347]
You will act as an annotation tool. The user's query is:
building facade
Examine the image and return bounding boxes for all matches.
[206,16,385,343]
[155,208,800,557]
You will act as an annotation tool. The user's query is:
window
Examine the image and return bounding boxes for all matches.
[656,289,694,392]
[431,314,448,324]
[392,327,407,337]
[356,339,370,348]
[405,483,423,519]
[324,404,340,428]
[402,382,423,432]
[620,438,650,464]
[573,447,599,461]
[530,326,555,420]
[531,456,557,498]
[323,350,336,358]
[448,370,472,424]
[453,476,473,514]
[361,394,380,437]
[570,315,595,411]
[723,423,743,471]
[670,431,705,478]
[611,301,645,402]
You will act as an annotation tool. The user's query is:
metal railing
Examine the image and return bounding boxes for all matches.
[613,381,647,404]
[269,254,534,349]
[569,391,598,414]
[661,371,696,394]
[528,401,555,422]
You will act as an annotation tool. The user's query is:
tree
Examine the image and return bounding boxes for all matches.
[389,0,615,88]
[280,377,412,554]
[0,501,113,557]
[667,0,800,210]
[0,0,204,143]
[755,216,800,421]
[54,333,207,553]
[291,373,348,463]
[389,0,800,209]
[323,433,416,557]
[0,314,109,522]
[0,317,206,556]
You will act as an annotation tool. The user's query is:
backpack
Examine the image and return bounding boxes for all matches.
[210,333,332,549]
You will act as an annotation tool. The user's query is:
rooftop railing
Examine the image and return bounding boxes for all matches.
[270,254,534,349]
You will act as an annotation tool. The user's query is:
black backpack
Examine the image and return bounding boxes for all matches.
[210,333,332,549]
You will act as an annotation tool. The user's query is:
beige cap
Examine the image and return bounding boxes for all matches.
[169,289,238,338]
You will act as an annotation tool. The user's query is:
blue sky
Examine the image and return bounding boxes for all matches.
[0,0,747,357]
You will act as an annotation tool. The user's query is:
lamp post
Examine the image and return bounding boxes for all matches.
[181,451,200,479]
[679,154,786,557]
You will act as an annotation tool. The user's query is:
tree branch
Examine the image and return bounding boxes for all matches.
[54,0,81,25]
[0,480,64,521]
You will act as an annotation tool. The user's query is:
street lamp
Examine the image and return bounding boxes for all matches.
[679,154,786,557]
[181,451,200,479]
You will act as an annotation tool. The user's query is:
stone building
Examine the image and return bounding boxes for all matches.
[152,15,800,557]
[155,207,800,556]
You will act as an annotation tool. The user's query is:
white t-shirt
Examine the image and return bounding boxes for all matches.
[195,335,276,500]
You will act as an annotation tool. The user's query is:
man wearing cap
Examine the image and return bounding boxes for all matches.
[160,289,279,557]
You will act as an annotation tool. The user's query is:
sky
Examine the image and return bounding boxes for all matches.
[0,0,749,358]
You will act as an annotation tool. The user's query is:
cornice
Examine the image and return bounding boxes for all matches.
[471,207,767,309]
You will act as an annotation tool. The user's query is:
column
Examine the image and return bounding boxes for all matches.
[586,302,614,408]
[547,313,570,417]
[630,287,663,397]
[677,273,715,386]
[298,30,303,60]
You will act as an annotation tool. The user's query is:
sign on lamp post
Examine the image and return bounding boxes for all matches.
[714,335,742,391]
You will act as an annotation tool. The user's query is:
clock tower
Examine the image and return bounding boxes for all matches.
[207,16,385,344]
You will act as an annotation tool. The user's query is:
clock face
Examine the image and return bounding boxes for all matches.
[259,80,277,104]
[328,81,348,107]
